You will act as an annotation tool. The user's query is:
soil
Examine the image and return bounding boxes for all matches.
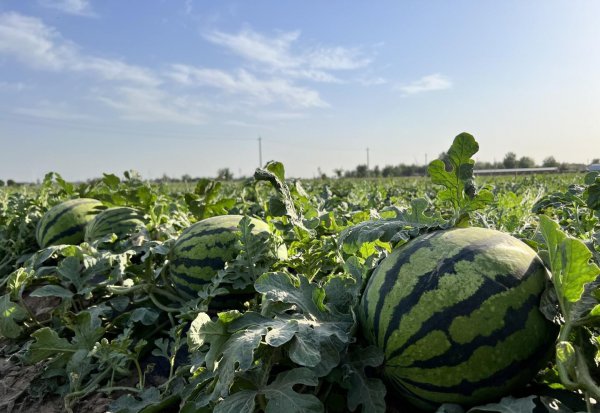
[0,350,113,413]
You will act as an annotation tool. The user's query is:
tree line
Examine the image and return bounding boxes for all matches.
[336,153,599,178]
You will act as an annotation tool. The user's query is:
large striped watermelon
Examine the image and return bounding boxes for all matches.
[36,198,106,248]
[170,215,280,298]
[359,227,557,410]
[84,207,148,246]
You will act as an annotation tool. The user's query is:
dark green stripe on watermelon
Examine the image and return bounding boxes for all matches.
[359,227,557,410]
[175,227,234,251]
[36,199,105,248]
[37,199,94,242]
[44,223,88,247]
[169,215,276,300]
[84,207,147,245]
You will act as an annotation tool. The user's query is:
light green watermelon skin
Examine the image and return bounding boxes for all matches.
[84,207,147,243]
[359,227,557,410]
[36,198,106,248]
[170,215,275,297]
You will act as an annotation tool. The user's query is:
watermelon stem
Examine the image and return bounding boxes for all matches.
[151,286,187,304]
[149,292,180,313]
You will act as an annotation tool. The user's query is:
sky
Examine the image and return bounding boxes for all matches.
[1,0,600,181]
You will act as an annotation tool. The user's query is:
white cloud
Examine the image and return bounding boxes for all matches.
[76,57,159,85]
[204,28,371,80]
[39,0,96,17]
[304,46,371,70]
[0,12,159,85]
[206,29,301,69]
[357,76,387,86]
[168,65,328,108]
[95,86,207,125]
[0,12,73,70]
[395,73,452,95]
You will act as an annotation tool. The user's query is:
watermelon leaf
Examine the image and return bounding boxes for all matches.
[109,387,162,413]
[428,132,494,225]
[185,179,236,221]
[0,293,28,338]
[187,312,231,368]
[339,198,445,255]
[30,284,74,299]
[255,272,328,319]
[341,345,386,413]
[254,161,314,234]
[261,368,323,413]
[213,390,257,413]
[466,395,536,412]
[26,327,78,364]
[539,215,600,319]
[585,172,600,211]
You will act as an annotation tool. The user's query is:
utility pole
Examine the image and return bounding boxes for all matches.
[425,153,428,166]
[366,147,370,169]
[258,136,263,168]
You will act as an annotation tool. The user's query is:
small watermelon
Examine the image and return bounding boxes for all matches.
[36,198,106,248]
[84,207,148,246]
[169,215,283,299]
[359,227,557,410]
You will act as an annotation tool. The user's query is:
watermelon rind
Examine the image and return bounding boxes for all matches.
[359,227,557,410]
[84,206,148,245]
[36,198,106,248]
[169,214,279,298]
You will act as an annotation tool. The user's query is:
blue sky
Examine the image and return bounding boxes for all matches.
[1,0,600,181]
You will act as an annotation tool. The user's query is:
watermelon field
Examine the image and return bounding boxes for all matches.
[1,133,600,413]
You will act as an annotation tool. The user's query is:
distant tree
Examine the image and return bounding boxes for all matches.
[355,164,368,178]
[542,156,559,167]
[181,174,192,182]
[372,165,381,177]
[333,168,344,178]
[518,156,536,168]
[503,152,517,169]
[216,168,233,181]
[381,165,394,177]
[6,179,15,186]
[475,161,495,170]
[0,179,4,187]
[592,158,600,164]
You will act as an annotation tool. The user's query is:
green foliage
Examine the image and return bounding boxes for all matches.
[428,132,494,225]
[0,136,598,413]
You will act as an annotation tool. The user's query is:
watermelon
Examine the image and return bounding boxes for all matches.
[84,207,148,246]
[169,215,281,298]
[36,198,106,248]
[359,227,557,410]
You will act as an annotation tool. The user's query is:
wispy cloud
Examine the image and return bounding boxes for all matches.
[95,86,207,125]
[38,0,96,17]
[357,76,387,86]
[204,28,371,81]
[168,65,328,108]
[0,12,158,85]
[0,13,378,123]
[395,73,452,95]
[205,29,300,69]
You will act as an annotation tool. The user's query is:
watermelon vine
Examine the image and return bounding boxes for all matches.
[0,135,599,413]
